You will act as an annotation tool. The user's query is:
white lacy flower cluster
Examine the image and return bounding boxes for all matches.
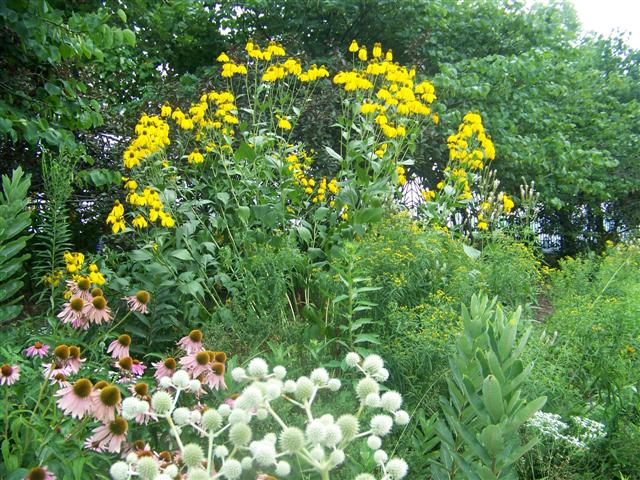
[527,411,606,450]
[108,353,409,480]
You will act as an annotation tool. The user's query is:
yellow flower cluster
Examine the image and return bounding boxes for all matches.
[123,115,170,169]
[396,165,407,186]
[62,251,106,285]
[64,251,85,273]
[121,180,175,230]
[286,150,340,204]
[447,112,495,170]
[106,201,126,234]
[43,269,63,287]
[501,193,515,214]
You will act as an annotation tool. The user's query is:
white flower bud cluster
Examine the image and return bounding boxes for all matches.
[108,353,409,480]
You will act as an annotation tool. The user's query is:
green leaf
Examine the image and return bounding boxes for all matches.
[324,146,343,161]
[117,8,127,23]
[236,206,250,222]
[122,28,136,47]
[463,244,481,260]
[296,226,312,243]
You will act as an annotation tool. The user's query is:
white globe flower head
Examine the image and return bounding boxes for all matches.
[356,377,380,402]
[214,445,229,458]
[336,414,360,441]
[371,414,394,437]
[275,460,291,476]
[320,414,334,425]
[236,386,263,410]
[164,464,178,478]
[394,410,410,426]
[240,456,253,470]
[327,378,341,391]
[283,379,297,393]
[220,458,243,479]
[247,357,269,378]
[182,443,204,469]
[159,376,172,389]
[172,407,191,426]
[122,397,140,420]
[374,449,388,465]
[362,354,384,376]
[386,458,409,479]
[151,391,173,415]
[365,392,381,408]
[217,403,232,417]
[355,475,376,480]
[380,391,403,412]
[273,365,287,379]
[190,409,202,424]
[329,449,346,466]
[309,444,325,462]
[109,461,129,480]
[229,422,253,446]
[136,400,150,414]
[265,380,283,400]
[125,452,137,464]
[345,352,360,367]
[136,457,159,480]
[188,379,201,393]
[367,435,382,450]
[306,419,328,444]
[231,367,247,383]
[310,367,330,385]
[279,426,305,453]
[202,409,222,431]
[323,424,343,447]
[256,408,269,420]
[155,475,172,480]
[295,376,315,401]
[171,369,191,389]
[252,442,276,466]
[264,432,277,445]
[187,469,209,480]
[228,408,251,425]
[374,367,389,382]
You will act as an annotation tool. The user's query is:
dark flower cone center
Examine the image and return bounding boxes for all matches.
[164,358,176,369]
[1,364,13,377]
[78,278,91,291]
[100,385,121,406]
[69,346,80,359]
[211,362,225,375]
[91,287,104,297]
[195,352,210,365]
[54,345,70,360]
[119,357,133,370]
[73,378,93,398]
[136,290,150,304]
[189,329,203,342]
[27,467,46,480]
[70,298,85,312]
[134,383,148,396]
[117,334,131,347]
[109,417,128,435]
[94,380,108,390]
[92,296,107,310]
[34,342,43,349]
[214,351,227,363]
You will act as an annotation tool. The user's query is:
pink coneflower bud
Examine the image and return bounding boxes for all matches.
[24,342,50,358]
[85,417,128,453]
[56,378,94,419]
[152,357,176,382]
[107,334,131,360]
[123,290,151,314]
[84,296,112,325]
[177,329,204,354]
[24,465,56,480]
[179,351,211,378]
[1,364,20,386]
[67,346,84,374]
[91,384,122,423]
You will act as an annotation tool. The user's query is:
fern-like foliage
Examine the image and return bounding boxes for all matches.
[0,167,32,323]
[31,151,75,304]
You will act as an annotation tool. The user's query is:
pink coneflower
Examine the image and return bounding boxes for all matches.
[67,346,85,374]
[24,342,50,358]
[84,296,112,325]
[85,417,128,453]
[56,378,94,419]
[123,290,151,314]
[91,384,122,423]
[24,465,56,480]
[66,277,93,301]
[50,372,70,388]
[43,361,71,379]
[203,362,227,391]
[179,351,211,378]
[131,359,145,376]
[1,364,20,386]
[177,329,204,354]
[57,297,87,329]
[107,334,131,360]
[153,357,176,382]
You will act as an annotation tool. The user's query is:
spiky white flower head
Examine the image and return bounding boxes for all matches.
[306,419,327,444]
[110,461,129,480]
[310,368,330,385]
[247,358,269,377]
[164,465,178,478]
[219,458,242,479]
[320,414,334,424]
[367,435,382,450]
[231,367,247,382]
[386,458,408,479]
[151,391,173,415]
[172,407,191,426]
[230,422,252,446]
[256,408,268,420]
[279,427,305,453]
[190,409,202,424]
[214,445,229,458]
[283,379,297,393]
[159,376,172,389]
[356,377,380,402]
[172,370,190,389]
[182,443,204,468]
[122,397,140,420]
[217,403,232,417]
[295,376,314,400]
[236,386,263,410]
[394,410,410,425]
[330,449,346,466]
[137,457,159,480]
[252,441,276,466]
[381,391,403,412]
[186,470,208,480]
[374,367,389,382]
[309,444,325,462]
[362,355,384,375]
[273,365,287,379]
[155,475,171,480]
[265,380,282,400]
[374,449,388,465]
[136,400,150,414]
[125,452,137,464]
[228,408,251,425]
[324,423,343,447]
[264,432,277,444]
[355,475,376,480]
[328,378,341,391]
[345,352,361,367]
[371,414,394,436]
[188,379,201,393]
[202,409,222,431]
[240,456,253,470]
[337,414,360,440]
[365,392,381,408]
[275,460,291,476]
